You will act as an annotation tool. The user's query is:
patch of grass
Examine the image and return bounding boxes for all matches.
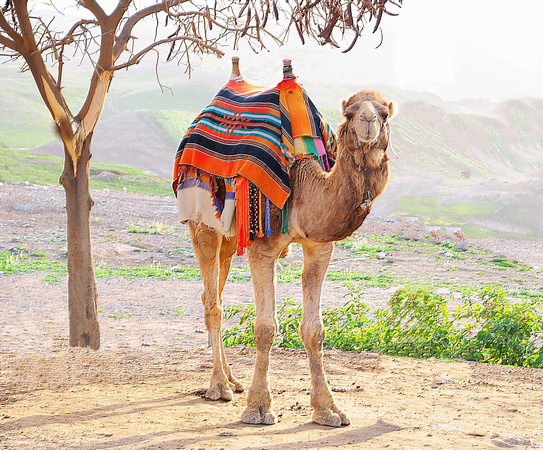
[0,251,67,280]
[128,220,173,234]
[327,272,395,288]
[277,265,302,283]
[95,262,201,280]
[143,110,196,147]
[491,257,520,270]
[335,236,393,258]
[1,251,201,283]
[0,148,172,196]
[395,196,504,239]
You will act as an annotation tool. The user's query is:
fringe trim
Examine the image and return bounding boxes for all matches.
[281,200,289,234]
[265,199,272,237]
[235,176,251,256]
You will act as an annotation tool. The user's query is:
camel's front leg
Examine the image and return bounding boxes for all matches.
[241,238,285,425]
[189,223,240,401]
[301,241,350,427]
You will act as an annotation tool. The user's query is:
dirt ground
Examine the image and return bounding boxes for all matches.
[1,183,543,449]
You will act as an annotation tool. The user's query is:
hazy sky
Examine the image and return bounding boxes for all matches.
[28,0,543,102]
[196,0,543,102]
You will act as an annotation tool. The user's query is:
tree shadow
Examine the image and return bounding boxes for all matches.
[72,418,402,449]
[0,393,196,432]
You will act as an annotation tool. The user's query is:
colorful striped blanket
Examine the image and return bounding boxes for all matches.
[173,77,337,254]
[173,78,337,209]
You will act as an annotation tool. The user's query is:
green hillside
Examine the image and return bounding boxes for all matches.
[0,148,172,197]
[2,64,542,239]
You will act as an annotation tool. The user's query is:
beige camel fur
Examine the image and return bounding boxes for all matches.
[186,83,395,427]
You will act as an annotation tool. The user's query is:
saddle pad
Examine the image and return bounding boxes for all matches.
[173,78,337,209]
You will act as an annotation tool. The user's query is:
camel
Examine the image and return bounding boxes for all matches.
[182,59,395,427]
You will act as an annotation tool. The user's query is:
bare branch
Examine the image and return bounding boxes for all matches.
[37,19,98,54]
[113,0,184,61]
[77,0,107,23]
[0,32,17,50]
[112,34,224,71]
[0,8,22,47]
[109,0,132,28]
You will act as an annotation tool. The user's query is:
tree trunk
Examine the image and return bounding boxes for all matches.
[60,132,100,349]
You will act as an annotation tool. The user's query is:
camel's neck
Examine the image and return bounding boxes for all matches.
[288,132,390,242]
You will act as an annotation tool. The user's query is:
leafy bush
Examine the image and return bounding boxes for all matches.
[369,289,460,358]
[222,286,543,368]
[455,287,543,367]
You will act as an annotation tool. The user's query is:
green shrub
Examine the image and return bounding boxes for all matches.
[222,286,543,368]
[369,289,459,358]
[455,287,543,367]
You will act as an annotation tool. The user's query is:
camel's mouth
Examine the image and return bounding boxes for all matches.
[356,133,379,145]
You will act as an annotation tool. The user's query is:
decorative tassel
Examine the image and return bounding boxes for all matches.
[322,153,331,172]
[249,182,259,241]
[235,176,251,256]
[281,200,289,234]
[265,198,272,236]
[257,190,265,238]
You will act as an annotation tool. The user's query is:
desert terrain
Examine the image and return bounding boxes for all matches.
[1,183,543,449]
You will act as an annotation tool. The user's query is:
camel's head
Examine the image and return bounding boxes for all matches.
[341,90,395,147]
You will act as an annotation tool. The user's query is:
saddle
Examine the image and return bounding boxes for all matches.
[173,58,337,255]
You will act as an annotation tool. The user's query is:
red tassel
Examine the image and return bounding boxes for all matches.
[235,176,251,256]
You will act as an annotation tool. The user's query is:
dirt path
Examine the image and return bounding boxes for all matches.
[1,183,543,449]
[2,337,543,449]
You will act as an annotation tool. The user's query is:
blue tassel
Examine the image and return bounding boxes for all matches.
[265,199,272,236]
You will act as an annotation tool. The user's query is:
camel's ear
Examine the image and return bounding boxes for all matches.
[379,101,396,123]
[387,101,396,120]
[341,99,348,115]
[342,101,360,120]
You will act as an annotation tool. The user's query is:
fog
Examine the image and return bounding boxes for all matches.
[193,0,543,102]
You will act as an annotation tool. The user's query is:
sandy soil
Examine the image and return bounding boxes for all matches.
[1,183,543,449]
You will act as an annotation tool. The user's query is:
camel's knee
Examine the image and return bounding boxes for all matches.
[300,320,325,350]
[204,301,223,330]
[254,322,277,351]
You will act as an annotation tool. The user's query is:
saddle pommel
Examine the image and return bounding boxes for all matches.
[230,56,243,82]
[282,58,295,79]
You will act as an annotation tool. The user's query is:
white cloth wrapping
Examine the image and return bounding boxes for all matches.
[176,177,236,238]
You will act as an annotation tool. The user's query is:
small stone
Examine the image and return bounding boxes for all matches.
[503,436,531,446]
[490,439,516,448]
[218,431,235,437]
[455,241,469,251]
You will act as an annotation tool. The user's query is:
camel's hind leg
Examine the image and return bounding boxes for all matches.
[189,222,241,400]
[217,234,244,393]
[300,241,350,427]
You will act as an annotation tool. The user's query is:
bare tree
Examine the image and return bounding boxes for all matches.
[0,0,402,350]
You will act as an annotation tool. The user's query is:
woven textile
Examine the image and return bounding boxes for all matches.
[173,78,337,209]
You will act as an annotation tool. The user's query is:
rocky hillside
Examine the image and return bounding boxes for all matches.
[2,66,542,238]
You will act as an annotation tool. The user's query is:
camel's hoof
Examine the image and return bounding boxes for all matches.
[312,408,350,427]
[229,378,244,393]
[206,382,233,401]
[241,406,277,425]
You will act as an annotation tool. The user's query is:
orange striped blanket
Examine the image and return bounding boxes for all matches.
[173,77,336,253]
